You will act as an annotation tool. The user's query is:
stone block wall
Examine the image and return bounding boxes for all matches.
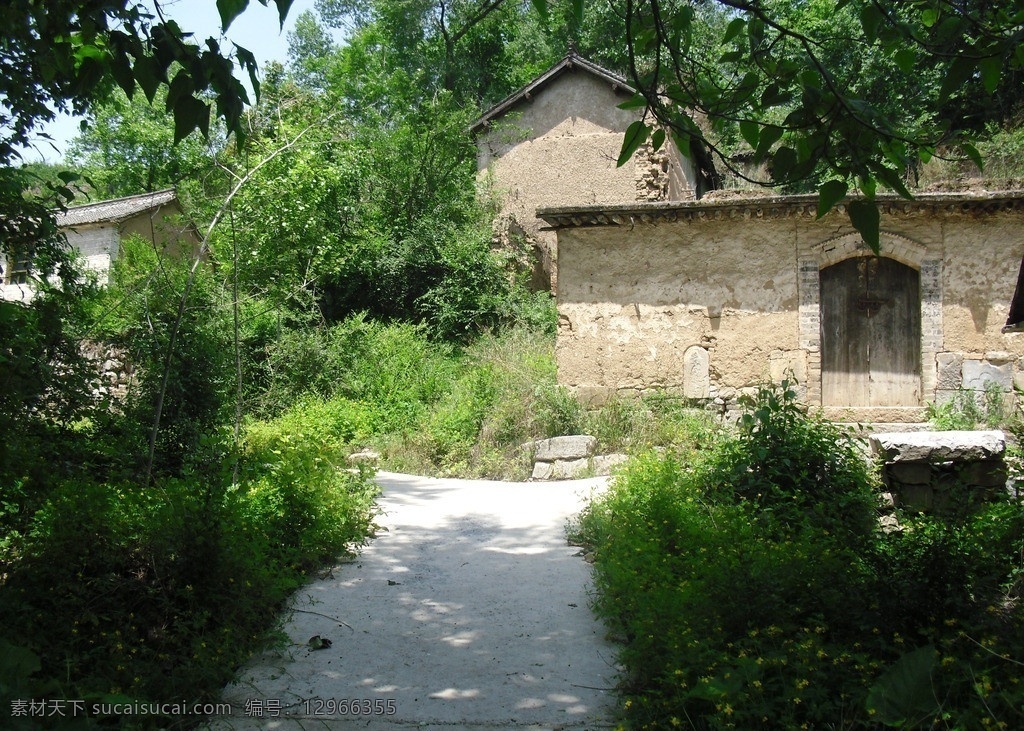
[81,342,137,402]
[935,351,1018,406]
[527,435,628,479]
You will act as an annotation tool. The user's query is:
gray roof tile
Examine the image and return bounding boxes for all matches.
[56,189,178,227]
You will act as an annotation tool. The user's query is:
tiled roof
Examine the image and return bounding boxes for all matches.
[470,50,635,135]
[56,189,179,227]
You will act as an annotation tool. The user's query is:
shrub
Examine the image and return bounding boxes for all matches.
[89,233,233,478]
[0,410,378,728]
[577,381,1024,730]
[239,406,379,569]
[254,314,456,430]
[583,392,720,456]
[926,383,1011,430]
[704,380,880,544]
[533,384,584,438]
[577,451,880,730]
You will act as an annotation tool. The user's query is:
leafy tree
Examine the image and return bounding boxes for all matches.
[222,72,517,340]
[611,0,1024,248]
[0,0,288,298]
[67,85,223,200]
[287,9,339,92]
[313,0,560,107]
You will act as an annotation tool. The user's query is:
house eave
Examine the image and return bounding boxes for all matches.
[537,190,1024,229]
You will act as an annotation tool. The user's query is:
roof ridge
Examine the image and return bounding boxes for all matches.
[56,188,180,227]
[64,187,177,212]
[470,51,635,134]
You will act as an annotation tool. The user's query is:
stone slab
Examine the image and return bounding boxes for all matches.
[531,461,555,481]
[893,483,934,512]
[962,360,1013,391]
[870,430,1006,463]
[531,436,598,462]
[682,346,710,399]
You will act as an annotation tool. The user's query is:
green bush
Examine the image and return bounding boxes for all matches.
[89,233,233,478]
[583,392,721,456]
[0,412,378,727]
[576,382,1024,731]
[705,381,880,544]
[533,384,584,438]
[926,383,1011,431]
[254,314,456,428]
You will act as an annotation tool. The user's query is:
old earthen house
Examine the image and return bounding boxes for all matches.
[2,188,198,302]
[472,50,696,291]
[539,192,1024,423]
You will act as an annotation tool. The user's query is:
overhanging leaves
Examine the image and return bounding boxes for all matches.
[817,180,848,219]
[740,119,759,149]
[618,120,650,167]
[848,199,881,254]
[271,0,295,30]
[217,0,250,32]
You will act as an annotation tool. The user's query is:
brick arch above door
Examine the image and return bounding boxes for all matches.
[797,232,943,410]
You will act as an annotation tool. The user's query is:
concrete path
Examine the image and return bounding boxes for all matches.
[206,472,618,730]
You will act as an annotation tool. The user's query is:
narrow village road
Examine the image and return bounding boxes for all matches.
[206,471,619,731]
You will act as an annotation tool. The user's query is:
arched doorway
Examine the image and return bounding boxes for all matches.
[820,256,921,406]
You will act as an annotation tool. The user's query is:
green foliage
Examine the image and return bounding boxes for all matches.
[375,325,559,478]
[88,234,233,477]
[0,425,377,728]
[255,314,457,430]
[315,0,562,109]
[68,84,223,200]
[577,382,1024,730]
[583,392,722,456]
[533,384,585,439]
[707,381,880,542]
[620,0,1024,248]
[927,383,1010,431]
[239,410,380,569]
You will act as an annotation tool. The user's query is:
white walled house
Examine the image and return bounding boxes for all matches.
[2,189,199,302]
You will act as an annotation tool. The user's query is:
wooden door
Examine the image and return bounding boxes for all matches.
[820,257,921,406]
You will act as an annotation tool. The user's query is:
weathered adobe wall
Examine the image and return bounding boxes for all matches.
[121,202,200,258]
[556,214,801,406]
[65,225,120,286]
[477,71,694,291]
[935,212,1024,402]
[555,202,1024,415]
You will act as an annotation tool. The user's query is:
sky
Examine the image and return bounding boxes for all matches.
[20,0,325,164]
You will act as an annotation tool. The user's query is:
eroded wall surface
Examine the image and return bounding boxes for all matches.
[554,200,1024,420]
